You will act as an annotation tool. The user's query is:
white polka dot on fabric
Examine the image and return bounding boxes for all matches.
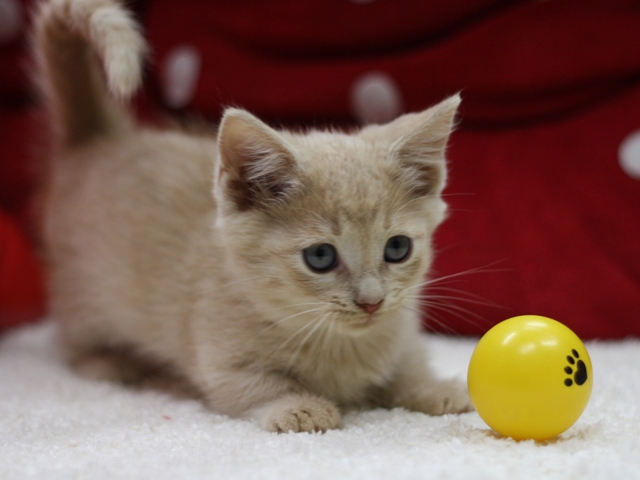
[0,0,23,44]
[161,46,202,109]
[619,130,640,180]
[350,72,404,125]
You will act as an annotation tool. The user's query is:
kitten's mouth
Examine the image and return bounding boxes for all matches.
[334,307,385,330]
[350,311,379,329]
[359,315,376,327]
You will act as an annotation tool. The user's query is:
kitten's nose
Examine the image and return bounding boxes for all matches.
[357,301,382,315]
[355,276,384,314]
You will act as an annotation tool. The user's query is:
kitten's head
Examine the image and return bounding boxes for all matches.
[213,96,460,334]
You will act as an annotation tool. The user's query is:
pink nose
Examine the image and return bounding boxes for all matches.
[357,301,382,315]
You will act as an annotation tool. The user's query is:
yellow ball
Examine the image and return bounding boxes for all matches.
[467,315,593,441]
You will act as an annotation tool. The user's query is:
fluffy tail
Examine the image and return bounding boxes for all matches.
[32,0,146,148]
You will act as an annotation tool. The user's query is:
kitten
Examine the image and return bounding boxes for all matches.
[33,0,472,433]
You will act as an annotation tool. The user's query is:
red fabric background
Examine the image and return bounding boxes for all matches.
[1,0,639,337]
[0,209,46,330]
[0,0,46,331]
[143,0,640,127]
[434,83,640,338]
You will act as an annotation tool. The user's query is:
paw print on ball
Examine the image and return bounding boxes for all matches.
[564,349,588,387]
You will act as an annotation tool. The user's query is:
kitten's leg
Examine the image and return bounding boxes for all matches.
[56,306,156,384]
[59,325,153,384]
[66,347,155,384]
[375,343,473,415]
[201,370,341,433]
[248,393,342,433]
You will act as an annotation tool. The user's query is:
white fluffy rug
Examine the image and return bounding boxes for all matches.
[2,320,639,480]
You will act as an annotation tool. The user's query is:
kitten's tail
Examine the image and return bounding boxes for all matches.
[32,0,146,148]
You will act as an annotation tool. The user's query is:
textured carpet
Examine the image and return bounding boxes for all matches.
[1,320,639,480]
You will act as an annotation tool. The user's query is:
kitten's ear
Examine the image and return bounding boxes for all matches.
[215,108,300,211]
[386,94,460,197]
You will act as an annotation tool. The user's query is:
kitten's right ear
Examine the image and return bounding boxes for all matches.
[215,109,300,212]
[386,94,461,197]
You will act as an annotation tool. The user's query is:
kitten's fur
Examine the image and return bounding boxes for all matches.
[34,0,472,432]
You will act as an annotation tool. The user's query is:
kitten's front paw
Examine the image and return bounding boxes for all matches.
[409,379,474,416]
[257,394,341,433]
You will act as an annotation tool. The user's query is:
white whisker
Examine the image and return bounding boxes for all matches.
[257,306,326,337]
[410,292,506,311]
[317,312,338,359]
[415,298,485,322]
[265,314,323,364]
[402,305,461,336]
[404,261,512,294]
[260,301,331,314]
[282,312,330,375]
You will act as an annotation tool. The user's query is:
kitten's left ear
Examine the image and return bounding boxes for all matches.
[215,108,300,211]
[386,94,461,197]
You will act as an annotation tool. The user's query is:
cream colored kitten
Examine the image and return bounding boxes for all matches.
[34,0,472,433]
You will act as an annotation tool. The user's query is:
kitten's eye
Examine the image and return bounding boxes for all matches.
[303,244,338,273]
[384,236,412,263]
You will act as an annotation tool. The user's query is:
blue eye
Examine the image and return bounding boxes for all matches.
[384,236,412,263]
[303,244,338,273]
